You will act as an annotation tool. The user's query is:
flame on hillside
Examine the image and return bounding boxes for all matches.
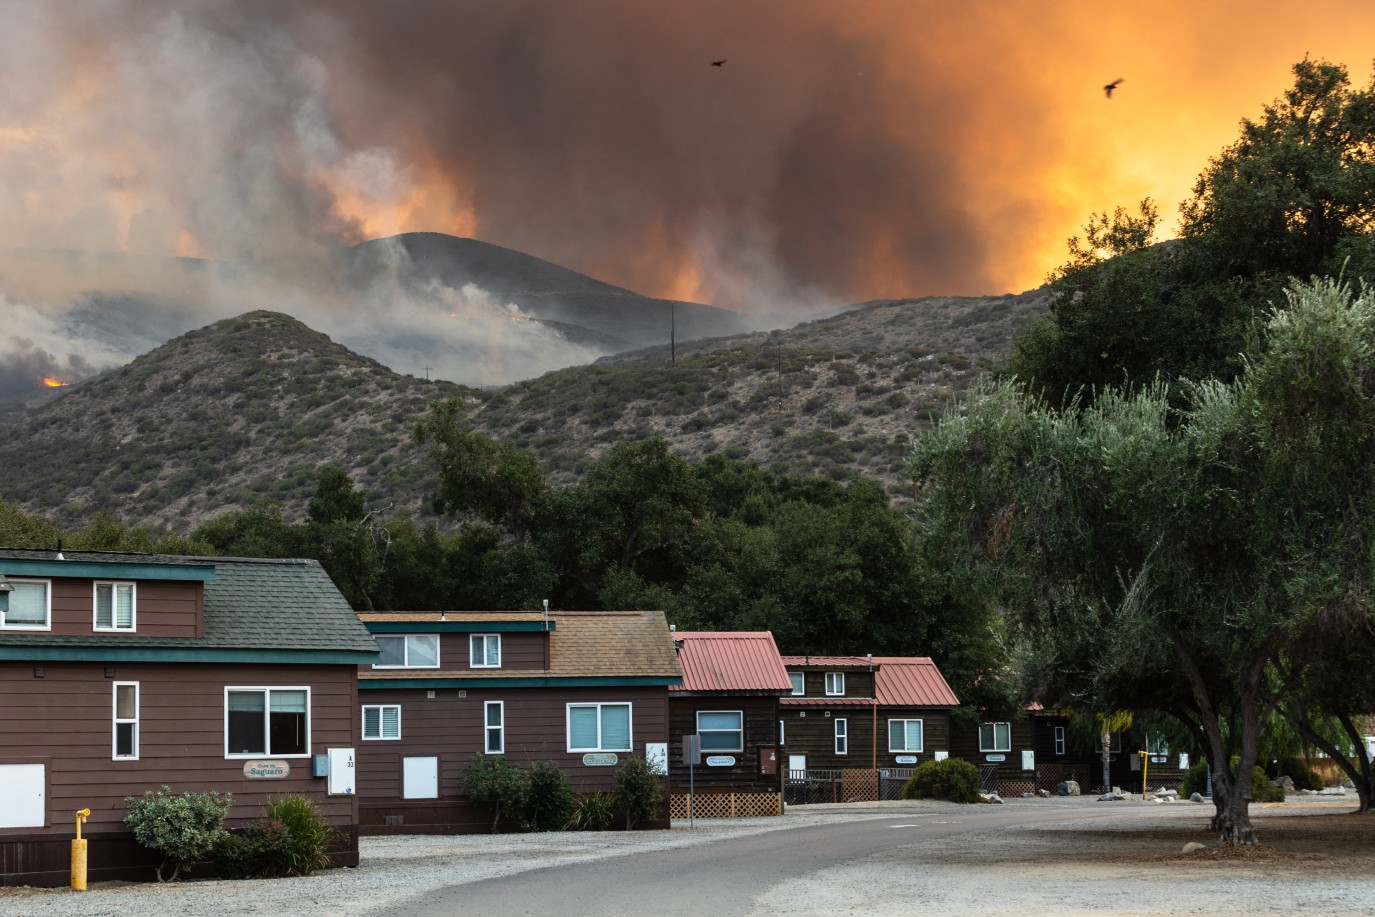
[40,376,71,388]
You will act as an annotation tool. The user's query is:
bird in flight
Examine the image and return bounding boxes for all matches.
[711,59,727,67]
[1104,78,1124,98]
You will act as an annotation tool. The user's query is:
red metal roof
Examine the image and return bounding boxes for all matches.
[778,655,872,667]
[870,657,961,707]
[671,632,794,694]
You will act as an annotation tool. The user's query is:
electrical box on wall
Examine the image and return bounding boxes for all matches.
[327,747,356,795]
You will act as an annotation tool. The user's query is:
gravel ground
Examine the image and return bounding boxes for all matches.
[3,797,1371,917]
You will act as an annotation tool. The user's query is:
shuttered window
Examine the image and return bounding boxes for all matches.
[485,701,504,754]
[834,718,848,755]
[887,719,924,753]
[114,682,139,759]
[226,687,311,757]
[95,582,135,631]
[374,635,440,668]
[697,711,744,753]
[567,703,632,752]
[470,634,501,668]
[2,580,49,628]
[363,705,401,740]
[979,722,1012,752]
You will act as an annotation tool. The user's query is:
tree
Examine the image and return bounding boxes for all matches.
[911,278,1375,843]
[1011,59,1375,404]
[414,396,548,540]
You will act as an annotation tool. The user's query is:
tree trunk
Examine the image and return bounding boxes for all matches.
[1100,727,1112,794]
[1283,705,1374,813]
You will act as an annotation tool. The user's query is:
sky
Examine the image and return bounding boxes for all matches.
[2,1,1375,389]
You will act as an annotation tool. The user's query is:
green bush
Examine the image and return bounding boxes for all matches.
[612,756,664,829]
[124,785,233,882]
[522,762,575,832]
[567,791,617,831]
[902,758,981,803]
[214,817,290,879]
[464,755,530,831]
[264,794,335,875]
[1250,766,1285,802]
[1179,759,1211,798]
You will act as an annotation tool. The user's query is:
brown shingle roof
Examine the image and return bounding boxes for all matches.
[670,632,793,694]
[358,610,681,681]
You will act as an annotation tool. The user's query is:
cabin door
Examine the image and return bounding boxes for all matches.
[788,754,807,775]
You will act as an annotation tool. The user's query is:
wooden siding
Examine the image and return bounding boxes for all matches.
[949,718,1037,779]
[43,578,201,638]
[359,630,549,674]
[667,696,779,793]
[355,686,670,813]
[0,661,358,838]
[780,706,952,771]
[786,668,875,701]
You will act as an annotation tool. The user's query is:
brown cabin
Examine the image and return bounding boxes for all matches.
[667,631,792,815]
[354,609,682,833]
[779,655,960,778]
[0,548,377,887]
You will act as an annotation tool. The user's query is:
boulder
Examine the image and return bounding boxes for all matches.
[1058,779,1081,796]
[1182,842,1208,854]
[1320,786,1348,796]
[979,792,1004,804]
[1036,788,1052,798]
[1273,776,1295,792]
[1190,792,1205,803]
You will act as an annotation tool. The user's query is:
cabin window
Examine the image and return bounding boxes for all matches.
[567,702,632,753]
[0,579,49,630]
[888,719,924,753]
[362,704,401,740]
[94,582,136,631]
[113,682,139,760]
[470,634,501,668]
[697,710,744,753]
[789,672,805,695]
[485,701,505,754]
[979,722,1012,753]
[834,718,848,755]
[374,634,440,669]
[779,719,785,745]
[225,687,310,757]
[824,672,845,696]
[1054,726,1067,756]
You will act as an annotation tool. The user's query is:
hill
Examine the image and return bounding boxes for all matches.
[0,287,1048,531]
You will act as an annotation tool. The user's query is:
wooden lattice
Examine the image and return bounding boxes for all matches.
[670,792,782,819]
[841,769,879,802]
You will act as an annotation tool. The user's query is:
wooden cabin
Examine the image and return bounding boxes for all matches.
[667,632,792,816]
[0,547,376,887]
[779,655,959,801]
[354,609,682,833]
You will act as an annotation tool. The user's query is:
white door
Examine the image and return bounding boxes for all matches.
[0,764,45,828]
[403,756,439,799]
[788,754,807,776]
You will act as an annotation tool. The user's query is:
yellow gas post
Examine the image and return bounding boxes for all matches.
[71,808,91,891]
[1138,750,1149,802]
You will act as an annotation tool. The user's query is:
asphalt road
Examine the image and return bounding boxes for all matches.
[379,805,1127,917]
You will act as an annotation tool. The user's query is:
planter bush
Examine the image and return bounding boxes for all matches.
[613,756,664,829]
[901,758,981,803]
[124,785,232,882]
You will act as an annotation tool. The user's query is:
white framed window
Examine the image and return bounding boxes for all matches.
[470,634,501,668]
[824,672,845,696]
[834,717,848,755]
[94,581,136,631]
[113,682,139,760]
[779,719,785,745]
[225,687,311,758]
[1,579,50,630]
[1054,725,1067,756]
[697,710,744,753]
[374,634,440,669]
[362,704,401,740]
[888,718,924,753]
[789,672,805,696]
[567,702,632,753]
[979,722,1012,753]
[485,701,504,754]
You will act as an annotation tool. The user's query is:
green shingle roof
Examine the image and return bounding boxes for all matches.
[0,550,376,659]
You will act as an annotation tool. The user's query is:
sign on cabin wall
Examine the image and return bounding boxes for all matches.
[242,760,290,779]
[706,755,736,767]
[985,754,1006,763]
[582,753,619,766]
[895,755,917,765]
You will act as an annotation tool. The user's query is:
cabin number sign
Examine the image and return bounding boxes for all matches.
[243,760,290,779]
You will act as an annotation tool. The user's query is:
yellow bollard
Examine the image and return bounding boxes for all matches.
[1138,750,1150,803]
[71,808,91,891]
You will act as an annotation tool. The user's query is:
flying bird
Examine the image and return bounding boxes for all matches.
[1104,78,1124,98]
[711,59,727,67]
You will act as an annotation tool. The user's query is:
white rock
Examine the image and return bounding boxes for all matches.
[1182,842,1208,854]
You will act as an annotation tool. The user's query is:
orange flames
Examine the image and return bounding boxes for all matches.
[40,377,70,388]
